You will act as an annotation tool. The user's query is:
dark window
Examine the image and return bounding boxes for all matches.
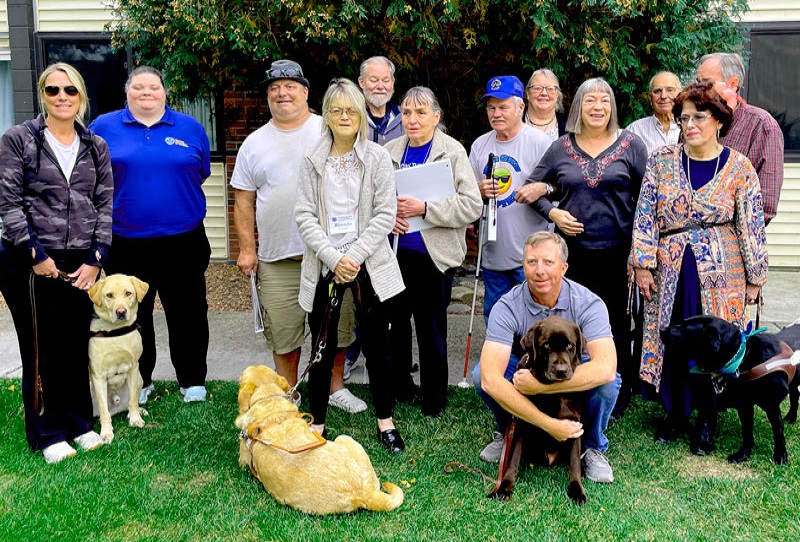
[36,34,129,123]
[746,22,800,161]
[35,34,221,155]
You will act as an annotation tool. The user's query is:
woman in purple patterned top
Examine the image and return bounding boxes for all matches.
[525,78,648,419]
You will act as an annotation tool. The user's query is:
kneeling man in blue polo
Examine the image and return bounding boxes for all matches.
[472,231,620,483]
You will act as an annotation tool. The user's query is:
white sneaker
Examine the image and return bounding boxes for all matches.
[43,441,77,464]
[480,431,504,463]
[343,357,357,381]
[180,386,207,403]
[328,388,367,413]
[582,448,614,483]
[73,431,104,452]
[139,384,155,405]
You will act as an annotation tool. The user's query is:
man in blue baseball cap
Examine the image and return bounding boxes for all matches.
[480,75,526,102]
[468,75,554,461]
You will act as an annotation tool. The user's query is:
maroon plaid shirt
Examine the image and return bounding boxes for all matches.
[720,96,784,224]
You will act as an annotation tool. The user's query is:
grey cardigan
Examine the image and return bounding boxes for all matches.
[296,133,405,312]
[385,132,483,272]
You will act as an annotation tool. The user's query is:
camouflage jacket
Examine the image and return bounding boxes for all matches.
[0,115,113,266]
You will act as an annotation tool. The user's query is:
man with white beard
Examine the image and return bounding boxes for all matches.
[358,56,404,145]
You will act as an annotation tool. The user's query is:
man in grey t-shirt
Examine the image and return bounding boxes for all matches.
[472,231,620,483]
[469,75,553,322]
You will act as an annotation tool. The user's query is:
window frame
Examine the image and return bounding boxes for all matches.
[34,32,224,159]
[744,21,800,163]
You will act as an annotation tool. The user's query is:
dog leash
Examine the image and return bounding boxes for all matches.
[443,461,496,491]
[28,273,45,416]
[286,273,349,400]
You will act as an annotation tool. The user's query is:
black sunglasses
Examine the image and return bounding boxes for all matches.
[44,85,79,97]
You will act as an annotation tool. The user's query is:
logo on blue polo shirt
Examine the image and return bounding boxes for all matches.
[164,136,189,148]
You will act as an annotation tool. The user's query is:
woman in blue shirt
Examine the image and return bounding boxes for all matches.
[90,66,212,404]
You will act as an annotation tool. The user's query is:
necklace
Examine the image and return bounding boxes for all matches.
[401,137,433,168]
[527,113,556,127]
[685,147,721,188]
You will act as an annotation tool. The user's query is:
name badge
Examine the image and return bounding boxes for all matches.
[330,215,356,234]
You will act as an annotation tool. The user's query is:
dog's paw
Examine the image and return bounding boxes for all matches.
[100,430,115,444]
[568,481,587,505]
[487,489,511,501]
[727,449,751,464]
[128,412,145,428]
[784,413,797,425]
[773,450,788,466]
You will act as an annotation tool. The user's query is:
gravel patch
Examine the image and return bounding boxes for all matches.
[0,263,251,312]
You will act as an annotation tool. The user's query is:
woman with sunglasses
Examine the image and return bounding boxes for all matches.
[295,78,407,453]
[523,69,567,140]
[631,82,768,453]
[90,66,212,405]
[0,63,113,463]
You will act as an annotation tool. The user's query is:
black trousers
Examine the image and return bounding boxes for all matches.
[105,226,211,388]
[564,242,633,393]
[307,270,395,425]
[0,245,95,450]
[392,249,455,415]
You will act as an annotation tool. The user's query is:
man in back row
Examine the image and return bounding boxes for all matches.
[473,231,620,483]
[626,71,682,155]
[696,52,784,225]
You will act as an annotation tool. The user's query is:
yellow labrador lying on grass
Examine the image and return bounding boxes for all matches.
[236,365,404,514]
[87,274,149,443]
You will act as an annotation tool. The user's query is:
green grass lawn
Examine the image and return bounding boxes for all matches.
[1,378,799,541]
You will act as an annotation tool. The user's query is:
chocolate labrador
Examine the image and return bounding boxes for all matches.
[661,315,799,465]
[488,316,588,503]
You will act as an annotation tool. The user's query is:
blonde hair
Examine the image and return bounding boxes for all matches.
[38,62,89,126]
[322,78,369,141]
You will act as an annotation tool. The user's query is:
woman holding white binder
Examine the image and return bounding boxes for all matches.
[385,87,482,417]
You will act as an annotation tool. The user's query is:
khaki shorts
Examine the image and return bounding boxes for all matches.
[256,259,355,353]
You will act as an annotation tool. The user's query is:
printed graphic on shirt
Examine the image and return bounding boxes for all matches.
[482,154,522,209]
[164,137,189,148]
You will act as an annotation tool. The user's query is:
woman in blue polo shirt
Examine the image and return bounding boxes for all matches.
[90,66,212,404]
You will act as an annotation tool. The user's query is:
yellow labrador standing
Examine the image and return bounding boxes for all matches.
[87,274,149,443]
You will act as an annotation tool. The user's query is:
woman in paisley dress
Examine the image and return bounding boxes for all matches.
[630,82,768,453]
[527,78,648,419]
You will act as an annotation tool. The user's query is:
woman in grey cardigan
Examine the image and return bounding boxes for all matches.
[295,78,407,453]
[385,87,483,417]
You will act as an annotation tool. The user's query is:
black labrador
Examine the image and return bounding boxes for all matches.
[488,316,588,503]
[661,315,798,465]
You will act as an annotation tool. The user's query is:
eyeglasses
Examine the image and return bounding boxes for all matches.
[44,85,79,97]
[651,87,678,96]
[328,107,359,118]
[268,67,304,79]
[676,113,714,125]
[526,85,559,95]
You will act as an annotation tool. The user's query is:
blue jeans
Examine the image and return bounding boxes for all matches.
[482,267,526,323]
[472,356,621,452]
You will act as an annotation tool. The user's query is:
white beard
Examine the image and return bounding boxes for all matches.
[365,92,393,109]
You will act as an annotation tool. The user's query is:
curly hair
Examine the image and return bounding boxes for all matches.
[672,82,733,137]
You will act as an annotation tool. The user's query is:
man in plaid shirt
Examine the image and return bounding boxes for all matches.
[696,52,784,225]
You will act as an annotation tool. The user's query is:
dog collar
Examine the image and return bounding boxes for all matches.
[89,322,140,338]
[690,326,768,376]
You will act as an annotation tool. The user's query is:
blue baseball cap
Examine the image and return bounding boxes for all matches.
[481,76,524,102]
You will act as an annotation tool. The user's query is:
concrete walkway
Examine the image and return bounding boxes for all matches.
[2,269,798,382]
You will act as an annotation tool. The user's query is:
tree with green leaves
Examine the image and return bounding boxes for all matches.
[108,0,749,142]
